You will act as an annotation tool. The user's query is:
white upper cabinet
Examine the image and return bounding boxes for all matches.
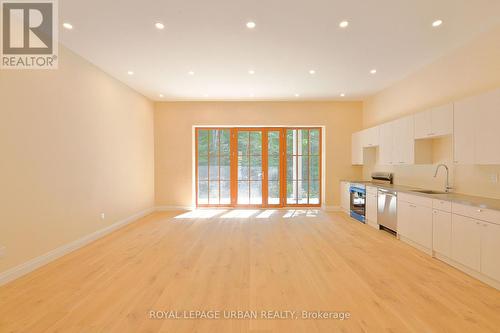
[454,88,500,165]
[454,95,476,164]
[432,104,454,137]
[392,116,415,165]
[414,110,432,139]
[378,121,394,165]
[414,104,453,139]
[351,132,363,165]
[361,126,380,148]
[474,89,500,165]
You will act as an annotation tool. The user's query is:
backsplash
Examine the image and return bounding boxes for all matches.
[363,137,500,199]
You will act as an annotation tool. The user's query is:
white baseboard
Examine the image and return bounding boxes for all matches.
[434,253,500,291]
[0,207,155,287]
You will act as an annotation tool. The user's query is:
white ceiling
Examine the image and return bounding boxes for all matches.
[59,0,500,101]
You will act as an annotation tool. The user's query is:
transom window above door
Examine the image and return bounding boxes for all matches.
[195,127,322,208]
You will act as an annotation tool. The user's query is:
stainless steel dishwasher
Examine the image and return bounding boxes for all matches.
[377,188,397,233]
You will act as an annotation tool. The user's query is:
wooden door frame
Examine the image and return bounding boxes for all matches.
[195,126,322,209]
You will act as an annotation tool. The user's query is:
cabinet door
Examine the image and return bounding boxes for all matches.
[433,209,452,257]
[413,205,433,249]
[480,221,500,282]
[363,126,380,147]
[393,116,415,165]
[397,200,412,238]
[475,89,500,165]
[351,132,363,165]
[451,214,481,271]
[414,110,432,139]
[378,122,394,165]
[341,182,351,212]
[431,103,453,137]
[366,192,378,223]
[453,96,476,164]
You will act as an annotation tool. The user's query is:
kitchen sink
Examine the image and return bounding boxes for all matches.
[411,190,448,195]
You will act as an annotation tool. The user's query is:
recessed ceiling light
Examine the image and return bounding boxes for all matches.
[63,22,73,30]
[188,71,195,76]
[127,70,134,75]
[340,93,345,97]
[370,69,377,74]
[248,69,255,75]
[339,20,349,28]
[155,22,165,30]
[294,93,300,97]
[159,94,164,98]
[309,69,316,75]
[246,21,256,29]
[432,19,443,27]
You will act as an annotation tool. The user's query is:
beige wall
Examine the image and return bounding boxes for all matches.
[155,101,363,208]
[362,25,500,199]
[0,46,155,273]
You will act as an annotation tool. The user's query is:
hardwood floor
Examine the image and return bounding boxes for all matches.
[1,209,499,333]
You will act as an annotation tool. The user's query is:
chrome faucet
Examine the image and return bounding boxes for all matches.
[434,163,453,193]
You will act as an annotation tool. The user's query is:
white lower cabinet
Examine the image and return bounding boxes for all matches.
[432,209,452,257]
[366,188,378,228]
[480,221,500,282]
[397,195,433,250]
[397,201,412,238]
[412,205,433,249]
[451,214,481,272]
[340,182,350,212]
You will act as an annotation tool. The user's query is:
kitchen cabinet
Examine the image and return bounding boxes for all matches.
[474,88,500,165]
[397,200,412,238]
[397,194,433,250]
[451,214,481,271]
[454,87,500,165]
[340,181,351,213]
[392,116,415,165]
[378,122,394,165]
[366,186,378,228]
[453,96,476,164]
[414,103,453,139]
[481,221,500,282]
[432,209,452,257]
[361,126,380,148]
[351,132,363,165]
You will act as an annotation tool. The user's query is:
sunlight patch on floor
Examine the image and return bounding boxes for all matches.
[255,210,277,218]
[283,210,320,218]
[174,210,226,219]
[220,210,259,218]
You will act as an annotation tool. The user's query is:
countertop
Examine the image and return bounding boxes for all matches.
[341,180,500,212]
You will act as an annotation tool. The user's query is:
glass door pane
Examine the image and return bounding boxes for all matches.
[197,128,231,206]
[237,130,263,205]
[285,128,321,205]
[267,130,281,205]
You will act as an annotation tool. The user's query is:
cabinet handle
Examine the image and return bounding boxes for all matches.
[477,209,482,213]
[409,204,417,208]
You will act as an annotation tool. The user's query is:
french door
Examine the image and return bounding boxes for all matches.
[196,127,321,208]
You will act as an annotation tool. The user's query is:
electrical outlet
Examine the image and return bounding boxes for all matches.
[0,246,6,258]
[491,173,499,183]
[100,213,105,220]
